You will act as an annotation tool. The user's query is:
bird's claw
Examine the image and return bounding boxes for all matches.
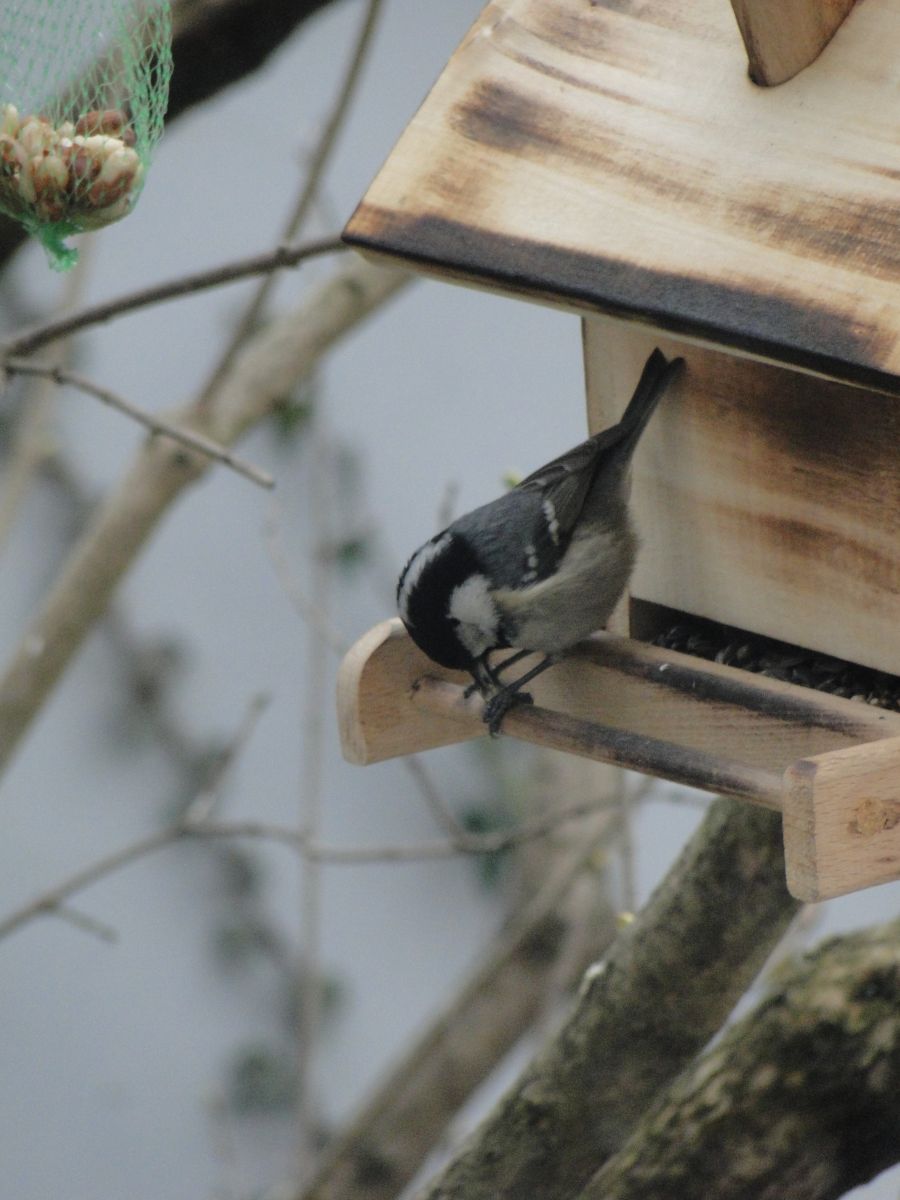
[482,688,534,736]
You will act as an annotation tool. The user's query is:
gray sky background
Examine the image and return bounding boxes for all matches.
[0,2,897,1197]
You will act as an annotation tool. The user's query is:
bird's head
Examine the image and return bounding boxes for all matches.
[397,532,505,672]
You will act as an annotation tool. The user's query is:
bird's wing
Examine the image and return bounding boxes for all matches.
[515,349,679,539]
[515,434,617,544]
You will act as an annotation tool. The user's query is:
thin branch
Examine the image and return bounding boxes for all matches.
[0,694,269,942]
[1,235,346,360]
[295,412,334,1178]
[0,256,410,775]
[0,250,91,551]
[264,502,348,654]
[200,0,386,404]
[0,799,618,943]
[182,693,271,823]
[281,0,385,240]
[54,903,119,943]
[0,826,181,941]
[4,360,274,488]
[265,499,474,845]
[202,799,619,862]
[401,754,474,843]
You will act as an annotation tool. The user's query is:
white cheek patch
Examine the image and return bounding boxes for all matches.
[398,532,452,623]
[447,574,499,657]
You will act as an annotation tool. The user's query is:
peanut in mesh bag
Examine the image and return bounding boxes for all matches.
[0,0,172,269]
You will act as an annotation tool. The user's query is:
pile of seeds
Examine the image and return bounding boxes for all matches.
[0,103,141,230]
[653,620,900,712]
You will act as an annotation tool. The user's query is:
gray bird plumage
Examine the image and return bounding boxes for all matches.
[397,349,684,728]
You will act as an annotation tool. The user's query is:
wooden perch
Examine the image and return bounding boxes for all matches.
[730,0,857,86]
[337,621,900,901]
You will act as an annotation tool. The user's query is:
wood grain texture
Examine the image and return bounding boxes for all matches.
[584,320,900,676]
[784,734,900,899]
[338,620,900,767]
[336,620,479,764]
[411,677,785,807]
[337,621,900,895]
[345,0,900,391]
[730,0,857,85]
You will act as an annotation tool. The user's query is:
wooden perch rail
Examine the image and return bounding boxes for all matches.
[410,679,784,810]
[337,621,900,901]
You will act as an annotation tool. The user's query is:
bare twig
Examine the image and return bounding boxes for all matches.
[0,800,619,943]
[0,247,93,551]
[54,903,119,943]
[264,502,347,654]
[0,256,410,774]
[4,360,274,488]
[0,694,269,942]
[0,826,183,941]
[295,413,334,1177]
[265,500,473,846]
[252,798,618,863]
[1,235,346,360]
[200,0,386,404]
[401,754,473,843]
[183,693,271,822]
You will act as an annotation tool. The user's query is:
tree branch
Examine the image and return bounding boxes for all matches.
[4,360,274,487]
[1,235,345,360]
[200,0,386,404]
[579,917,900,1200]
[414,799,801,1200]
[298,809,623,1200]
[0,792,623,942]
[0,253,411,773]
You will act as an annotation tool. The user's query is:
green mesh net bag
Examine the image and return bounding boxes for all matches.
[0,0,172,270]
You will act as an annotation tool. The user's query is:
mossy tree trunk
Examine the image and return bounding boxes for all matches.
[418,800,801,1200]
[580,918,900,1200]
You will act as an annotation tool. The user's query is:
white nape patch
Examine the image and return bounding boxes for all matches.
[447,573,499,658]
[398,532,452,622]
[542,497,560,544]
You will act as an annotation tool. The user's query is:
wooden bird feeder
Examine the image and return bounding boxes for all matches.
[337,0,900,902]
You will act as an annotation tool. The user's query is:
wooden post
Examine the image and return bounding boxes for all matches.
[783,735,900,900]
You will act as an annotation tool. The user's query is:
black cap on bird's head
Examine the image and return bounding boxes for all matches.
[397,531,505,672]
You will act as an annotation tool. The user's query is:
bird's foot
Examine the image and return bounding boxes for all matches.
[482,687,534,736]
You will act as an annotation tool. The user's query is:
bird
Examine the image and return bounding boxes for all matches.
[397,348,684,731]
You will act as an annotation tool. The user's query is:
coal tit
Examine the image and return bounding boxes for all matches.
[397,348,684,730]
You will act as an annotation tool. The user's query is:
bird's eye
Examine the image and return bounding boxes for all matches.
[448,617,460,628]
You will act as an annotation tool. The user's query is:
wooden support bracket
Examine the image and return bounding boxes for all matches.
[729,0,857,85]
[337,620,900,902]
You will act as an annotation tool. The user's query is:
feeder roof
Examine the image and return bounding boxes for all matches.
[344,0,900,393]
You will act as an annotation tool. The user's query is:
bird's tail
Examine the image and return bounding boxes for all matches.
[612,348,684,459]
